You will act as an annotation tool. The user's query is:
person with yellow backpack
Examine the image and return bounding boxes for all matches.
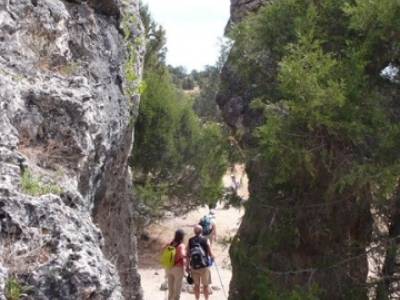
[160,229,187,300]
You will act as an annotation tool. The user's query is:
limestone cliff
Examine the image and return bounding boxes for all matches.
[0,0,144,299]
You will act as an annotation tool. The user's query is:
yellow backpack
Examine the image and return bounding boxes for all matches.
[160,246,176,269]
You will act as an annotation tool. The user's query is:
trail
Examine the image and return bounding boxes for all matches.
[138,166,247,300]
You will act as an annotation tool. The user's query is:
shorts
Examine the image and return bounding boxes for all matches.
[191,267,211,286]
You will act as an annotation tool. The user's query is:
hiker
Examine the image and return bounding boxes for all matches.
[199,210,216,245]
[187,225,214,300]
[231,173,239,190]
[163,229,187,300]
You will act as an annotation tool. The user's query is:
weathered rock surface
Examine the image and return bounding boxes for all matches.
[0,0,143,299]
[220,0,270,146]
[226,0,269,32]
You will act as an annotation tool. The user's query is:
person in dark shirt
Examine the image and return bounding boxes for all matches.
[187,225,214,300]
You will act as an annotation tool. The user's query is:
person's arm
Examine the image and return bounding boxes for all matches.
[212,223,217,242]
[206,239,214,259]
[182,245,187,268]
[186,242,191,273]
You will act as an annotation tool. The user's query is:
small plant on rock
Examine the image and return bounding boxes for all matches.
[5,277,24,300]
[21,170,63,196]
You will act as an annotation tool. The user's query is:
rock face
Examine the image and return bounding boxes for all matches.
[226,0,269,32]
[220,0,270,146]
[0,0,144,299]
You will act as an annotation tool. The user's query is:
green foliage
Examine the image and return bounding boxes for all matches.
[21,170,63,196]
[5,278,24,300]
[227,0,400,296]
[191,123,229,203]
[181,76,195,90]
[123,12,144,100]
[132,65,229,207]
[168,66,188,88]
[132,69,180,173]
[125,44,139,97]
[140,3,167,69]
[192,66,222,122]
[230,0,400,202]
[253,275,321,300]
[136,182,168,214]
[132,4,230,211]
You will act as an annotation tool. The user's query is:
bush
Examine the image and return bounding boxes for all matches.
[133,65,227,204]
[132,65,228,209]
[133,4,230,213]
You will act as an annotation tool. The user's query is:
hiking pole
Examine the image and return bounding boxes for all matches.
[213,260,228,300]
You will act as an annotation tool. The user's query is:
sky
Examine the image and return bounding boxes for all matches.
[142,0,231,71]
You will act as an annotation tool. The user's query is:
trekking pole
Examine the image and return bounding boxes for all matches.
[213,260,228,299]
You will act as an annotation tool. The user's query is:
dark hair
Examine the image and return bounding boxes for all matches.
[171,229,185,246]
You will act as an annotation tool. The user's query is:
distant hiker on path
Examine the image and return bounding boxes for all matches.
[199,210,216,245]
[187,225,214,300]
[161,229,187,300]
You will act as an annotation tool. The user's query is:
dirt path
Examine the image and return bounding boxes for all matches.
[138,205,244,300]
[138,165,247,299]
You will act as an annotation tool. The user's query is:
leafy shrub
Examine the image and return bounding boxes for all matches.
[132,66,229,208]
[132,4,231,213]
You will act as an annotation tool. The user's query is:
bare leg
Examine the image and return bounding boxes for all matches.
[174,268,184,300]
[204,285,210,300]
[194,284,200,300]
[167,272,174,300]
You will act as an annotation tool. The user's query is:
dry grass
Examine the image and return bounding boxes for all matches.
[0,234,51,276]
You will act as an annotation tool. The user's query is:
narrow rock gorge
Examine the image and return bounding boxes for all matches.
[0,0,143,298]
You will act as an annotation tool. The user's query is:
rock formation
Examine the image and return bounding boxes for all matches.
[226,0,269,33]
[221,0,269,145]
[0,0,144,299]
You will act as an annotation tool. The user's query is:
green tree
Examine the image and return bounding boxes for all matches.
[193,65,222,122]
[133,67,228,212]
[132,5,229,216]
[140,3,167,70]
[223,0,400,298]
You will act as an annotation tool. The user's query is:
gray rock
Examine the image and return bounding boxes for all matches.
[226,0,269,33]
[0,267,7,300]
[160,281,168,291]
[0,0,144,299]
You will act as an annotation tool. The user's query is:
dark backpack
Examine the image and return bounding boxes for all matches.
[199,215,213,236]
[189,238,209,269]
